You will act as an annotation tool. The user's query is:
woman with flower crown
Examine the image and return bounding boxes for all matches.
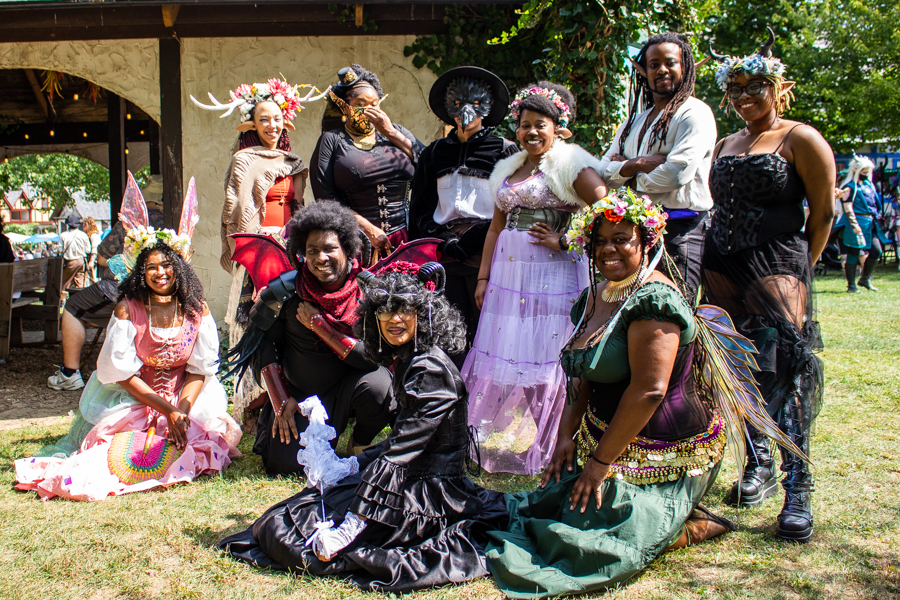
[14,175,241,501]
[192,78,325,428]
[485,189,807,598]
[705,29,835,542]
[460,81,607,476]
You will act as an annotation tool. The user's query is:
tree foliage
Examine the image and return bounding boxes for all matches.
[0,153,151,211]
[405,2,695,151]
[696,0,900,152]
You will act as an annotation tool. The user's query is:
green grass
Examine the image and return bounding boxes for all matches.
[1,266,899,599]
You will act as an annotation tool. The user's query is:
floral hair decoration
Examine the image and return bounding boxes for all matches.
[564,187,667,256]
[190,78,327,132]
[110,172,200,279]
[711,27,788,91]
[509,86,572,129]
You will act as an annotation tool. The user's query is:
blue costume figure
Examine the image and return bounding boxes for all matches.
[835,155,889,292]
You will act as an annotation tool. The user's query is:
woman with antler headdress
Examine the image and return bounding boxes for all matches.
[192,79,326,427]
[15,174,241,501]
[703,28,835,542]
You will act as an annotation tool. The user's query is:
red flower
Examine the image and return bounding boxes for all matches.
[604,209,623,223]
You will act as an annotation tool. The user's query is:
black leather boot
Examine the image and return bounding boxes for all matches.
[858,255,879,291]
[845,263,859,293]
[777,399,814,543]
[726,431,778,507]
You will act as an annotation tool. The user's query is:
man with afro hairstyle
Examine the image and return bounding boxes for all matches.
[227,200,395,475]
[598,32,717,304]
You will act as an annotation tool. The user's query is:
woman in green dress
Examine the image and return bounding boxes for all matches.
[486,188,801,598]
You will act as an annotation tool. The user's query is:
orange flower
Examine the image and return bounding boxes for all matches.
[603,209,623,223]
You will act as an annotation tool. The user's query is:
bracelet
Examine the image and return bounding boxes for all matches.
[478,277,489,282]
[558,234,568,251]
[591,454,612,466]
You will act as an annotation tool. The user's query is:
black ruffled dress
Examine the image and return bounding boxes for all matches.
[220,345,509,593]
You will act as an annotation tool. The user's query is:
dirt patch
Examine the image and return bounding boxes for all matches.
[0,329,103,431]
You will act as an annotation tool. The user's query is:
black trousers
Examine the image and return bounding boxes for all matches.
[656,212,708,306]
[253,366,395,476]
[442,259,481,368]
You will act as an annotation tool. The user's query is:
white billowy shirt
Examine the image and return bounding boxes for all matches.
[60,229,92,260]
[598,96,716,211]
[432,171,494,225]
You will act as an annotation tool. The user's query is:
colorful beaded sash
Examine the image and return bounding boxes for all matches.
[575,408,726,485]
[107,427,183,485]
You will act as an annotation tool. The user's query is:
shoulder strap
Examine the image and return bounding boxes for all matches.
[774,124,803,153]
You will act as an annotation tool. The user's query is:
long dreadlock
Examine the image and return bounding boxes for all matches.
[619,32,697,150]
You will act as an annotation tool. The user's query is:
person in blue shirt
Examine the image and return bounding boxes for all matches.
[835,155,889,292]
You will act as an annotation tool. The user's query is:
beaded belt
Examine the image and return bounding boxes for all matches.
[505,207,571,232]
[575,407,726,485]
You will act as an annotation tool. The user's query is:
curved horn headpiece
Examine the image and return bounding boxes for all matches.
[758,26,776,57]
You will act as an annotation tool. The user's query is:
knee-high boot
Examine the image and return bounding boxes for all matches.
[777,397,814,542]
[844,263,859,293]
[858,254,879,291]
[726,430,778,507]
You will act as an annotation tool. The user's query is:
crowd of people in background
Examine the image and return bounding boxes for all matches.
[7,26,898,600]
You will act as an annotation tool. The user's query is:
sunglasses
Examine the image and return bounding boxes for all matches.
[726,81,771,99]
[375,305,417,322]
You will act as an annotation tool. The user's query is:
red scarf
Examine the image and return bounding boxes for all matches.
[297,260,362,336]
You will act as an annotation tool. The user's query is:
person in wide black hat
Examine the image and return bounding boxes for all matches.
[408,66,517,351]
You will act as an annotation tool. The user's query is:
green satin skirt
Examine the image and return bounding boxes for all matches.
[486,461,721,599]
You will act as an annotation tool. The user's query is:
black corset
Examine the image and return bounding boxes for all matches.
[709,153,806,254]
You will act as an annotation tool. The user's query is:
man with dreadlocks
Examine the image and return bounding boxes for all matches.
[409,67,518,349]
[599,32,716,304]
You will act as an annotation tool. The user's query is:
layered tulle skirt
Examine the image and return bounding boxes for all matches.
[461,229,589,475]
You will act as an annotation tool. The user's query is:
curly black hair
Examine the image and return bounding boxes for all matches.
[619,32,697,149]
[329,64,384,105]
[515,81,576,126]
[355,272,466,363]
[117,241,206,321]
[286,200,362,270]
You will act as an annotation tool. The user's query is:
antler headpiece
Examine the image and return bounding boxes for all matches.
[190,78,327,132]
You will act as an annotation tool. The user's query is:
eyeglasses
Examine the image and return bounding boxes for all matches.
[726,81,771,99]
[145,262,174,273]
[375,306,417,322]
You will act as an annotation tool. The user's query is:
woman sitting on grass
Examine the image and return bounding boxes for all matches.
[15,176,241,501]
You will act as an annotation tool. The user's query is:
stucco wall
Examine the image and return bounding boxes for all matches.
[0,36,443,323]
[0,40,160,121]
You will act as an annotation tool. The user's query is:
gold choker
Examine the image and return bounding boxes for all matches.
[601,267,645,303]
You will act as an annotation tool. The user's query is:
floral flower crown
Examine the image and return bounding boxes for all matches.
[714,54,787,91]
[122,226,193,273]
[190,79,327,131]
[564,187,667,256]
[509,86,572,129]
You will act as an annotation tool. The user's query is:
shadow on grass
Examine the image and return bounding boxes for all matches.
[183,511,260,547]
[0,434,63,469]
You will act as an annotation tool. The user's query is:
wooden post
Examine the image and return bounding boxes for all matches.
[107,92,127,227]
[148,119,161,175]
[159,37,183,229]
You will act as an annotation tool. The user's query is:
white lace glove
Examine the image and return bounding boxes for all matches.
[313,512,367,562]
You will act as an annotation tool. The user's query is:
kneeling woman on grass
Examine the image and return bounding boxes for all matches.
[485,189,808,598]
[221,262,508,593]
[15,176,241,501]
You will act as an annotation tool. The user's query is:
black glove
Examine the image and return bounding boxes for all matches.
[437,237,468,262]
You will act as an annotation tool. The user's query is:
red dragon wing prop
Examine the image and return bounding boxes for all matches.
[370,238,442,272]
[229,233,293,290]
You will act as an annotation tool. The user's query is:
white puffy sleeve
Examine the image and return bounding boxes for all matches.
[186,314,221,377]
[96,316,143,384]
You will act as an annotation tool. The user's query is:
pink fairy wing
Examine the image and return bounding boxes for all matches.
[119,171,149,230]
[179,177,199,239]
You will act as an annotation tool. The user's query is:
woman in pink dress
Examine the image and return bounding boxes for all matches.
[461,82,608,475]
[15,175,240,501]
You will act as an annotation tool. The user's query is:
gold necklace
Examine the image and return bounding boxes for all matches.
[528,155,542,177]
[601,264,647,303]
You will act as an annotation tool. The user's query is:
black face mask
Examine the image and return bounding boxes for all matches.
[445,77,492,131]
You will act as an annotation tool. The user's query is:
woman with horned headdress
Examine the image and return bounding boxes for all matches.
[311,65,424,256]
[14,174,241,501]
[220,262,508,593]
[835,154,889,292]
[704,28,835,542]
[191,79,325,428]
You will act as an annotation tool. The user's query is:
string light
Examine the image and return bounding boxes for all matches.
[83,132,88,138]
[73,93,79,100]
[49,130,55,137]
[124,149,129,155]
[24,134,28,140]
[126,113,132,120]
[140,130,145,135]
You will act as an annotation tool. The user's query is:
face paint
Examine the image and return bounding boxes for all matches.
[444,77,492,131]
[328,88,376,135]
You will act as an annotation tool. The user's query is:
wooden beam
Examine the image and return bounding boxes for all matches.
[159,37,183,230]
[108,92,127,227]
[355,3,364,27]
[161,4,180,28]
[22,69,50,122]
